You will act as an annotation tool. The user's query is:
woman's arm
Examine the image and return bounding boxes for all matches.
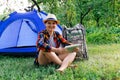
[36,32,52,52]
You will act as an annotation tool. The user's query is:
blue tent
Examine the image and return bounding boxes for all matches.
[0,10,62,56]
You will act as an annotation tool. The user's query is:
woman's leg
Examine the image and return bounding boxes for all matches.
[38,50,50,65]
[58,53,68,61]
[38,50,77,71]
[38,50,62,65]
[57,52,77,72]
[45,52,62,65]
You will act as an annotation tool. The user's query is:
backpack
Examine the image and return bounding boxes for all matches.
[62,24,88,60]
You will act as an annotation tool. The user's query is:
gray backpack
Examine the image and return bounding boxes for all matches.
[62,24,88,60]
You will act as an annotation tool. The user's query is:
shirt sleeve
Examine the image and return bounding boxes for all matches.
[56,31,72,45]
[36,33,51,52]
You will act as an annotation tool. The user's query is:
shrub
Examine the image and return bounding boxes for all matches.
[86,26,120,44]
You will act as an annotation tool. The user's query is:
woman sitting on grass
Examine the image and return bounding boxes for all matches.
[34,13,78,72]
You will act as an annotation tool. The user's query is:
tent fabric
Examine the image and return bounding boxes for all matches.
[0,10,62,56]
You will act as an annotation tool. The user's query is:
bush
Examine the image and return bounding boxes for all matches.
[86,26,120,44]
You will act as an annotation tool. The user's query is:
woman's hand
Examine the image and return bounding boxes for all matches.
[51,47,68,54]
[73,47,79,52]
[57,48,69,54]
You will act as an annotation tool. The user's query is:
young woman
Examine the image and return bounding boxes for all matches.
[34,13,78,72]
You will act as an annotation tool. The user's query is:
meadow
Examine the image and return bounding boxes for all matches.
[0,43,120,80]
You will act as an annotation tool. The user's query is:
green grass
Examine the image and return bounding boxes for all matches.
[0,44,120,80]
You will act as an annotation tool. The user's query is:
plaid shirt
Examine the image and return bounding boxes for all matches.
[34,29,71,65]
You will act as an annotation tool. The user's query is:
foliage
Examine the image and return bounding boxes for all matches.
[0,0,119,44]
[0,44,120,80]
[86,26,120,44]
[0,0,119,28]
[35,0,119,28]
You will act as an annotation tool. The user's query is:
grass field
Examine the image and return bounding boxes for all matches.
[0,44,120,80]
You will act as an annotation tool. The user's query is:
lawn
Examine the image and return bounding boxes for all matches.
[0,44,120,80]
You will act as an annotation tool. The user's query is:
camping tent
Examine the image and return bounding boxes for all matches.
[0,9,62,56]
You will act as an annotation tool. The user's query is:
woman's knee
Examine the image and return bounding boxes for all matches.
[71,52,77,55]
[38,51,50,65]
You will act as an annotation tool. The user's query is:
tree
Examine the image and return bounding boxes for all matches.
[75,0,93,25]
[0,0,31,20]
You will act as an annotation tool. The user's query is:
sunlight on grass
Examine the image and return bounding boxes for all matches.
[88,43,120,54]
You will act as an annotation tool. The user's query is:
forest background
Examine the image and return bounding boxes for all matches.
[0,0,119,44]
